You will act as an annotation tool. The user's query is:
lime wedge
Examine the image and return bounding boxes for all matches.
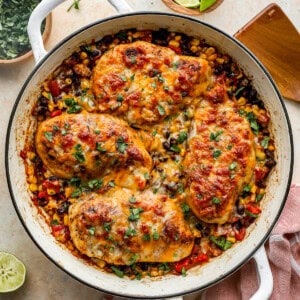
[174,0,200,8]
[200,0,217,11]
[0,252,26,293]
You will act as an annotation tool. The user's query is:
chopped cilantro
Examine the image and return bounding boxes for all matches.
[210,130,223,141]
[235,86,245,97]
[131,56,136,64]
[256,193,265,202]
[117,94,124,102]
[245,210,259,218]
[181,267,187,276]
[120,75,127,82]
[177,131,188,144]
[246,112,259,135]
[261,136,270,149]
[212,149,222,159]
[229,161,238,171]
[124,227,137,238]
[71,189,82,198]
[44,131,53,142]
[144,173,150,180]
[116,136,128,153]
[181,203,190,218]
[111,266,124,278]
[87,178,103,190]
[129,196,136,204]
[107,181,115,188]
[129,253,139,265]
[170,145,181,153]
[210,236,232,250]
[88,226,95,236]
[73,144,85,163]
[104,222,112,232]
[153,230,160,240]
[212,197,221,204]
[143,233,151,241]
[96,142,106,153]
[94,129,100,134]
[157,104,165,116]
[128,207,144,221]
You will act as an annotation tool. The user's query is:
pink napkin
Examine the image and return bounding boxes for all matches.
[204,184,300,300]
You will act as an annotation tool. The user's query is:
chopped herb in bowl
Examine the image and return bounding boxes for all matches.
[0,0,50,62]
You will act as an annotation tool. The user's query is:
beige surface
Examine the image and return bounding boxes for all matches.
[0,0,299,299]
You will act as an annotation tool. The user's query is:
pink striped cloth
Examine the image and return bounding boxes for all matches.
[205,184,300,300]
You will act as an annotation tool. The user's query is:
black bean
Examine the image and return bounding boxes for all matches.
[234,220,242,231]
[163,128,170,139]
[195,223,203,231]
[237,205,245,215]
[57,202,69,214]
[163,141,170,150]
[169,137,177,146]
[265,159,276,168]
[202,227,211,237]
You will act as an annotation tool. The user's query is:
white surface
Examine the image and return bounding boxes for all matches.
[0,0,299,299]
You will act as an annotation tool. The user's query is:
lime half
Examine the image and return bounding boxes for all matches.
[200,0,217,11]
[174,0,200,8]
[0,252,26,293]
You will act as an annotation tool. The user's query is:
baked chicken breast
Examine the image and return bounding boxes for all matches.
[69,188,194,265]
[92,41,211,125]
[183,82,256,224]
[35,112,152,184]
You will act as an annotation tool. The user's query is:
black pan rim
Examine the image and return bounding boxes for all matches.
[5,11,294,299]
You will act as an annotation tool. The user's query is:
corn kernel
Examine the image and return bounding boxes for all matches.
[57,100,65,110]
[27,165,34,175]
[251,185,257,193]
[227,237,236,244]
[268,144,275,151]
[256,148,266,161]
[150,270,158,277]
[43,83,50,92]
[180,148,186,157]
[83,58,90,65]
[80,51,88,60]
[132,32,142,38]
[200,53,207,59]
[237,72,243,79]
[63,215,69,226]
[81,78,90,90]
[191,38,200,46]
[48,103,54,112]
[64,187,72,198]
[191,45,198,53]
[29,184,38,192]
[52,213,60,222]
[169,40,180,48]
[259,188,266,194]
[216,58,224,64]
[65,78,72,85]
[175,35,182,41]
[237,97,246,106]
[29,175,37,184]
[205,47,215,56]
[208,54,217,61]
[42,91,50,99]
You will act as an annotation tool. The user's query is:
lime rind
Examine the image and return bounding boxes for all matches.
[0,252,26,293]
[200,0,217,11]
[174,0,200,8]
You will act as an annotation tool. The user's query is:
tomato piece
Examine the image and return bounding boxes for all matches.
[42,179,61,195]
[234,227,246,241]
[20,150,27,159]
[190,253,209,264]
[168,45,182,54]
[50,110,62,118]
[245,204,261,215]
[51,224,70,242]
[49,80,61,97]
[174,257,190,273]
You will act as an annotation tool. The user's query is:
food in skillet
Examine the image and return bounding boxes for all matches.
[21,29,276,279]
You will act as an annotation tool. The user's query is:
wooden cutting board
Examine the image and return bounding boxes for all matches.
[234,3,300,102]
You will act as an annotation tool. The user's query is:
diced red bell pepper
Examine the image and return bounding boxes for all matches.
[245,204,261,215]
[48,80,61,97]
[42,179,61,195]
[234,227,246,241]
[50,110,62,118]
[168,45,182,54]
[174,253,209,273]
[20,150,27,160]
[51,224,70,243]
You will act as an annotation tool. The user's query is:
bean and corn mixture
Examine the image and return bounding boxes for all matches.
[21,29,276,279]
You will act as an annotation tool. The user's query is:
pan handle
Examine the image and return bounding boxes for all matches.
[28,0,66,63]
[107,0,133,13]
[250,246,273,300]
